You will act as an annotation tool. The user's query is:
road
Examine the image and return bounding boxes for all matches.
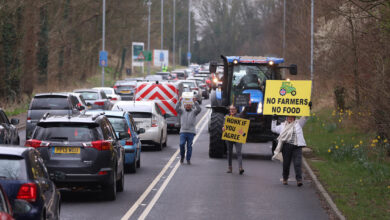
[18,100,328,220]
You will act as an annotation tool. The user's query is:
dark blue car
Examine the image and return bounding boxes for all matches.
[85,110,144,173]
[0,146,61,220]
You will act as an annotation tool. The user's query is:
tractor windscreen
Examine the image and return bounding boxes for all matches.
[232,65,271,94]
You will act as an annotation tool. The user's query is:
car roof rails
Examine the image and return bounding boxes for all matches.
[42,112,50,120]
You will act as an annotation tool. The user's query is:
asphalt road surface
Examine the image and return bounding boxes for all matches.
[18,100,328,220]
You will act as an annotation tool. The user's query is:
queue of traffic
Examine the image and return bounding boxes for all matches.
[0,65,213,220]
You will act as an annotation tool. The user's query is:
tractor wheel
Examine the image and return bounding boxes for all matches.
[209,112,225,158]
[279,89,286,96]
[291,90,296,96]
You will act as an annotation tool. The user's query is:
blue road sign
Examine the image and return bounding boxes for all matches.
[159,52,164,62]
[99,51,108,67]
[187,52,191,60]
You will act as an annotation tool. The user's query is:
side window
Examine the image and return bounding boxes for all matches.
[101,91,107,99]
[106,119,117,139]
[70,96,78,108]
[37,156,49,179]
[29,152,44,179]
[129,114,137,131]
[100,120,111,140]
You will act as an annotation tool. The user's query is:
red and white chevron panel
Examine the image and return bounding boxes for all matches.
[135,82,178,116]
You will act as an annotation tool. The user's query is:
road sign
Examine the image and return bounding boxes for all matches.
[153,50,169,67]
[187,52,191,60]
[160,52,164,62]
[263,80,312,116]
[137,51,145,61]
[99,51,108,67]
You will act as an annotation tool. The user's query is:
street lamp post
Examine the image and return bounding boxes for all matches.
[310,0,314,91]
[161,0,164,50]
[101,0,106,87]
[173,0,176,69]
[147,0,152,75]
[187,0,191,66]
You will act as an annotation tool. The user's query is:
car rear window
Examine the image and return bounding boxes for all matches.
[102,89,113,95]
[31,97,69,110]
[130,112,152,118]
[0,156,27,180]
[34,123,102,142]
[107,117,127,133]
[77,92,99,100]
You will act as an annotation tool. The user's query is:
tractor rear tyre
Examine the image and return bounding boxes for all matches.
[209,112,225,158]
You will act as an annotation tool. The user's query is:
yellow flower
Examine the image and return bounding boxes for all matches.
[354,145,359,148]
[388,185,390,189]
[312,113,316,116]
[377,136,381,139]
[338,119,342,123]
[384,139,388,143]
[341,139,344,143]
[360,140,363,145]
[371,143,376,147]
[335,145,339,149]
[328,149,331,153]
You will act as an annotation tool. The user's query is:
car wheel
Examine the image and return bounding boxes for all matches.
[104,171,117,201]
[156,132,163,151]
[128,157,136,173]
[136,154,141,168]
[117,164,125,192]
[163,132,168,147]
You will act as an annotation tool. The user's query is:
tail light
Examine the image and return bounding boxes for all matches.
[111,97,117,101]
[27,117,31,123]
[17,183,37,202]
[25,139,49,148]
[98,171,108,175]
[125,140,134,145]
[94,101,105,106]
[151,117,158,127]
[191,88,197,91]
[113,85,118,89]
[83,140,112,151]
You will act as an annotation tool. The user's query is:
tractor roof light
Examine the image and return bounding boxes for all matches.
[268,60,274,66]
[233,59,239,65]
[286,78,291,81]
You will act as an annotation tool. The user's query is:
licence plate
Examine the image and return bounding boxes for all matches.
[54,147,80,154]
[120,90,131,94]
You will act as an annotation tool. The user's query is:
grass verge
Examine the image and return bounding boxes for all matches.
[304,108,390,220]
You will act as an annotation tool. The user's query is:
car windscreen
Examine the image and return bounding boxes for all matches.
[102,89,113,95]
[77,92,99,100]
[34,123,101,142]
[0,156,27,180]
[31,97,70,110]
[107,117,127,133]
[130,112,152,118]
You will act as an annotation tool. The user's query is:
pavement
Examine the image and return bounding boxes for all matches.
[16,100,331,220]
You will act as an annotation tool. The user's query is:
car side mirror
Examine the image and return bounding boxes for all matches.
[13,199,32,215]
[137,128,145,134]
[289,64,298,75]
[11,118,19,125]
[209,61,217,73]
[78,105,85,111]
[118,132,130,139]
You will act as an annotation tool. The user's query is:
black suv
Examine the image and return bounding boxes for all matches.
[25,113,125,200]
[26,93,83,140]
[0,108,20,145]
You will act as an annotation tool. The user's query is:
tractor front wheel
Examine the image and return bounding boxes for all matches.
[209,112,225,158]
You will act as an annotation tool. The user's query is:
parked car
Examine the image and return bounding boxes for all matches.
[112,101,167,150]
[113,80,138,101]
[26,93,82,140]
[0,109,20,145]
[73,89,112,110]
[0,145,61,220]
[179,80,203,104]
[0,184,14,220]
[155,72,172,80]
[25,114,125,201]
[85,110,144,173]
[92,87,121,104]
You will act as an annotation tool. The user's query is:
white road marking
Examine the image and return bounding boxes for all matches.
[138,115,209,220]
[121,109,210,220]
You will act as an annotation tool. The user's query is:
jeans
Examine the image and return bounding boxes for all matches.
[226,141,243,168]
[180,132,195,161]
[282,143,303,181]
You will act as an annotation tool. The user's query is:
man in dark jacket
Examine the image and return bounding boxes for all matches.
[175,97,202,164]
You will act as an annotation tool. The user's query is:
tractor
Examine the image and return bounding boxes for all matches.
[208,55,297,158]
[280,81,296,96]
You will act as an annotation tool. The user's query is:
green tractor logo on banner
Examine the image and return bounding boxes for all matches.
[279,81,296,96]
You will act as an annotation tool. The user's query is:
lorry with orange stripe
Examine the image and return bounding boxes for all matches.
[135,81,184,133]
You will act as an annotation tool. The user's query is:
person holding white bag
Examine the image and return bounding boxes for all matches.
[271,102,311,186]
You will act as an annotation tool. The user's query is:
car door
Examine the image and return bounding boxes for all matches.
[100,91,110,110]
[103,118,124,176]
[154,104,166,141]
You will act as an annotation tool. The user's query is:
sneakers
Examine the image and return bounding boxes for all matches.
[282,180,288,185]
[187,160,191,165]
[227,166,232,173]
[239,168,245,175]
[297,181,303,187]
[180,157,184,164]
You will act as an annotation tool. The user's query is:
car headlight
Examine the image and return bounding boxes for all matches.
[257,102,263,114]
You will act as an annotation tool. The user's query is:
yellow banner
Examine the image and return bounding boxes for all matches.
[263,80,312,116]
[222,116,250,144]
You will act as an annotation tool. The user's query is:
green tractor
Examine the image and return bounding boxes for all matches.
[208,55,298,158]
[279,81,296,96]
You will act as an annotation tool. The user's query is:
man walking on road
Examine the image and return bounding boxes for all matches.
[175,96,201,164]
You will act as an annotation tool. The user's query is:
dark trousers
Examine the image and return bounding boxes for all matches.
[282,143,302,181]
